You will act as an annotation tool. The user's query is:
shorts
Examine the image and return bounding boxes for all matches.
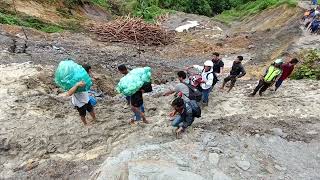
[224,75,237,86]
[76,102,93,117]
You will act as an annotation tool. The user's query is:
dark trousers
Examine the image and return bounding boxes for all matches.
[252,80,271,95]
[275,79,284,91]
[223,75,237,87]
[212,76,219,87]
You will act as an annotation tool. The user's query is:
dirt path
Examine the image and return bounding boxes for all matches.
[0,63,319,179]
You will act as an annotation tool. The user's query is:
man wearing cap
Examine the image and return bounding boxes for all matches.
[220,56,246,93]
[189,60,214,106]
[249,59,283,96]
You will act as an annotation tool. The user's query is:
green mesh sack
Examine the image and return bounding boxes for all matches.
[116,67,152,96]
[54,59,92,92]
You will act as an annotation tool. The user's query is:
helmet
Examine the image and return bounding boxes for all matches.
[204,60,214,67]
[275,59,283,64]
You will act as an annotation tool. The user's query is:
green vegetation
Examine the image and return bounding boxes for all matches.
[291,50,320,80]
[122,0,253,21]
[215,0,297,24]
[131,0,168,22]
[91,0,110,9]
[0,10,64,33]
[113,0,297,22]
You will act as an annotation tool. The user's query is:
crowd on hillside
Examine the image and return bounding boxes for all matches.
[66,52,299,136]
[303,2,320,34]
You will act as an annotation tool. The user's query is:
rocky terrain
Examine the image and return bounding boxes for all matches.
[0,1,319,179]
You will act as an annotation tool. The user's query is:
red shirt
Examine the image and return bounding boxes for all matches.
[279,63,294,80]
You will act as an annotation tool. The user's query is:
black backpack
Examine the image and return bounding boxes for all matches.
[183,83,202,102]
[141,82,153,93]
[189,100,201,118]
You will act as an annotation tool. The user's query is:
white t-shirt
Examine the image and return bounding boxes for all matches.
[72,92,90,108]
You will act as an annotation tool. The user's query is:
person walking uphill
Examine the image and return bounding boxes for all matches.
[189,60,214,106]
[274,58,299,91]
[118,64,130,105]
[211,52,224,87]
[169,97,201,136]
[249,59,283,97]
[66,65,96,126]
[220,56,246,93]
[129,84,150,125]
[163,71,190,102]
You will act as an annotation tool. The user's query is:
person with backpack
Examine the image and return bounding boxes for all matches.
[249,59,283,97]
[169,97,201,136]
[274,58,299,91]
[211,52,224,87]
[163,71,202,102]
[220,56,246,93]
[163,71,190,102]
[188,60,214,106]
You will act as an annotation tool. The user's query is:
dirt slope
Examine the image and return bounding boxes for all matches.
[0,63,319,179]
[0,1,319,180]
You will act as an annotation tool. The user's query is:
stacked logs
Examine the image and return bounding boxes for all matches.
[89,17,175,46]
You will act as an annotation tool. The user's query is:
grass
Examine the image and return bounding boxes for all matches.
[215,0,298,24]
[91,0,110,10]
[0,10,64,33]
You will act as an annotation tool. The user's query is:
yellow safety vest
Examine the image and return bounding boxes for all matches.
[264,65,281,82]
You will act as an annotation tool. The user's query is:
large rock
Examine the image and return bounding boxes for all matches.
[212,169,232,180]
[128,160,205,180]
[236,160,251,171]
[209,153,220,166]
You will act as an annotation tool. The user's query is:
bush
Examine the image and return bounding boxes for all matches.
[291,50,320,80]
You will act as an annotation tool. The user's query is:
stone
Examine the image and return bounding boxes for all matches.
[212,169,232,180]
[127,160,205,180]
[275,164,286,171]
[209,153,220,166]
[306,130,318,135]
[270,128,287,138]
[24,159,39,171]
[236,160,251,171]
[208,147,223,154]
[248,45,255,49]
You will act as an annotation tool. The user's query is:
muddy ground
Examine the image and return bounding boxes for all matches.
[0,2,320,180]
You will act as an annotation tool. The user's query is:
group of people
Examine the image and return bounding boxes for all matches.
[66,52,299,136]
[303,5,320,34]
